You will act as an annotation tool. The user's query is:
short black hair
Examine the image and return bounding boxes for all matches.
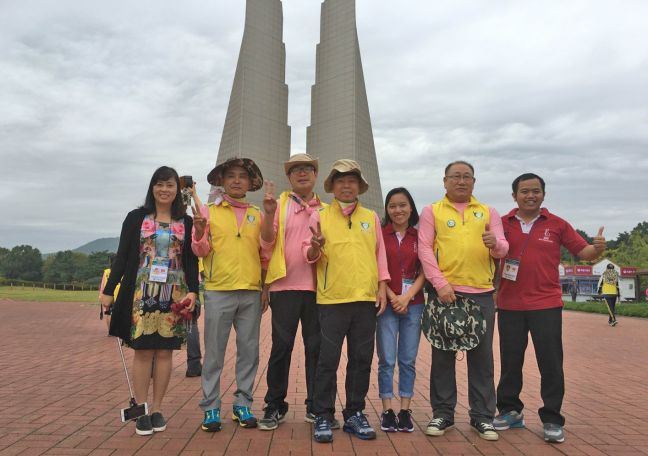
[382,187,420,228]
[141,166,186,219]
[512,173,546,194]
[444,160,475,176]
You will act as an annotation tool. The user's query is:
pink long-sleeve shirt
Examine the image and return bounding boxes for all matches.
[191,203,269,268]
[418,201,508,293]
[303,203,391,283]
[260,196,323,292]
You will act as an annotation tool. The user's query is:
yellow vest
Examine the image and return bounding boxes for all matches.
[316,200,378,304]
[602,282,617,295]
[102,268,120,297]
[432,196,494,289]
[266,192,326,285]
[203,202,262,291]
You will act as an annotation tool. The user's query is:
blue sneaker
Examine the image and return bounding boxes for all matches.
[201,409,221,432]
[313,416,333,443]
[232,405,257,428]
[343,412,376,440]
[492,410,525,431]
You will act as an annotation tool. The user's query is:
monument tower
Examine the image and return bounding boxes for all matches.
[307,0,383,211]
[211,0,291,201]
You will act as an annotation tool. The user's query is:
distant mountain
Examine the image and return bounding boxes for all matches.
[74,238,119,254]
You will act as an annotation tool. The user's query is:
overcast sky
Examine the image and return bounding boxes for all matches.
[1,0,647,253]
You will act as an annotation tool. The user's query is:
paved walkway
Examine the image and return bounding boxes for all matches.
[0,300,646,456]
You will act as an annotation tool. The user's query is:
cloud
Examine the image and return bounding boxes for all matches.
[1,0,647,252]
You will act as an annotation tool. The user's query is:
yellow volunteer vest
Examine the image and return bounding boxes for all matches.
[102,268,121,297]
[316,200,378,304]
[602,282,618,295]
[432,196,494,289]
[203,202,262,291]
[266,192,326,285]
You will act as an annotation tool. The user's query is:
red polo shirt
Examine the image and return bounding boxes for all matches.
[497,208,588,311]
[382,224,425,304]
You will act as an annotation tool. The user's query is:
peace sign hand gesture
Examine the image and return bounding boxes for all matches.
[191,196,207,240]
[263,181,277,216]
[307,222,325,261]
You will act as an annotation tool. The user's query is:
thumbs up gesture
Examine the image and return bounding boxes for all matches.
[592,226,606,253]
[482,223,497,249]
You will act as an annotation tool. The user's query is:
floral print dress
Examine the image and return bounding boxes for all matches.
[128,215,190,350]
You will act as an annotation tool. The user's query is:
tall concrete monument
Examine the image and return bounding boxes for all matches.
[307,0,383,211]
[211,0,291,202]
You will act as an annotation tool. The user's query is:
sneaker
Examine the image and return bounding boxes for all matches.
[232,405,257,428]
[305,412,340,429]
[470,419,499,441]
[313,416,333,443]
[150,412,167,432]
[397,409,414,432]
[185,366,202,377]
[612,320,618,327]
[493,410,525,430]
[424,417,454,436]
[380,409,398,432]
[543,423,565,443]
[342,412,376,440]
[258,404,287,431]
[135,415,153,436]
[201,409,221,432]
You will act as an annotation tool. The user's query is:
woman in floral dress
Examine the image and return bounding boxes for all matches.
[100,166,199,435]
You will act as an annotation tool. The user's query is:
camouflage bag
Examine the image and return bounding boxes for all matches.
[421,294,486,351]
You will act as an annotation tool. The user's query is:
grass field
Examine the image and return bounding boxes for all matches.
[564,301,648,318]
[0,286,97,303]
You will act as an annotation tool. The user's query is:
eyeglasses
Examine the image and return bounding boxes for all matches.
[290,165,315,174]
[445,174,475,182]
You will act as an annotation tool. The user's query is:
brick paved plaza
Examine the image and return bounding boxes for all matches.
[0,300,646,455]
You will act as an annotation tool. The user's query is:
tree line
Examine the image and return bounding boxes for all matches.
[0,246,112,286]
[1,221,647,287]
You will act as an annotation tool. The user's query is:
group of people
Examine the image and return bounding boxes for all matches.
[99,156,607,445]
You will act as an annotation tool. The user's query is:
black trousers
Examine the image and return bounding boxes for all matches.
[264,291,320,413]
[430,292,496,423]
[186,305,202,373]
[496,307,565,426]
[312,302,377,421]
[603,296,617,322]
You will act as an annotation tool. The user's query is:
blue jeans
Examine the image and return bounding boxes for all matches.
[376,303,423,399]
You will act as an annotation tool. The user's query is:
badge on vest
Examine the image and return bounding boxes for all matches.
[149,257,171,283]
[473,211,484,219]
[247,215,255,224]
[447,219,456,228]
[360,222,370,231]
[502,258,520,282]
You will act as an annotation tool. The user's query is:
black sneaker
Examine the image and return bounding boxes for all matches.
[186,366,202,377]
[470,419,499,441]
[258,404,287,431]
[380,409,398,432]
[424,417,454,436]
[397,409,414,432]
[135,415,153,436]
[305,411,340,429]
[150,412,167,432]
[313,416,333,443]
[342,412,376,440]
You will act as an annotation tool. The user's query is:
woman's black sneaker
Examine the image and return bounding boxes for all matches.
[397,409,414,432]
[135,415,153,436]
[150,412,167,432]
[380,409,398,432]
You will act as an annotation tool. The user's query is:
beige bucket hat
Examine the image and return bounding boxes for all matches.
[323,159,369,194]
[284,153,319,175]
[207,157,264,192]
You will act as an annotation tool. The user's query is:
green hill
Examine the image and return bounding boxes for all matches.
[73,238,119,254]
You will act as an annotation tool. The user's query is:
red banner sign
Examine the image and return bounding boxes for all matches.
[621,267,637,277]
[563,266,574,275]
[574,265,593,275]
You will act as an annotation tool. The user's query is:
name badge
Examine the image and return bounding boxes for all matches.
[402,278,414,296]
[502,259,520,282]
[149,257,170,283]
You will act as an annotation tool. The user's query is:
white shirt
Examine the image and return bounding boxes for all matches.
[515,214,540,234]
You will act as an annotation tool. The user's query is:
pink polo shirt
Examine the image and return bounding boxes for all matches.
[260,196,323,292]
[418,201,508,293]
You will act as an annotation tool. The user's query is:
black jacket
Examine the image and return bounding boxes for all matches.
[103,208,199,342]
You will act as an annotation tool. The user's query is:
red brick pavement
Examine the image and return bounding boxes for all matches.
[0,300,646,456]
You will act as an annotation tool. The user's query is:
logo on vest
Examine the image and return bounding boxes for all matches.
[247,215,256,224]
[447,219,456,228]
[473,211,484,219]
[360,222,370,231]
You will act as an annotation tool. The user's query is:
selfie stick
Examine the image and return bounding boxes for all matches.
[117,338,147,420]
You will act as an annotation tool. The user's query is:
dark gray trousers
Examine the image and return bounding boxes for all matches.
[186,306,202,373]
[430,292,496,423]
